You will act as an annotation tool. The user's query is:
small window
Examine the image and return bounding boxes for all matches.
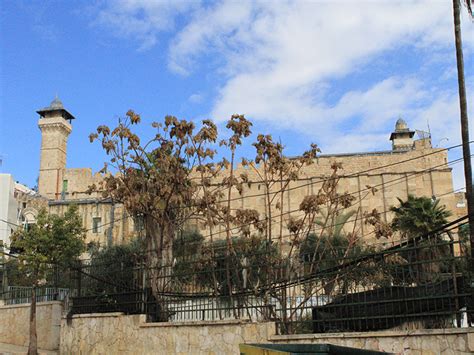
[22,202,27,209]
[92,217,101,234]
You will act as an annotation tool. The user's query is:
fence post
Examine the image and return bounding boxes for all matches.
[76,260,82,297]
[1,268,7,305]
[141,263,146,314]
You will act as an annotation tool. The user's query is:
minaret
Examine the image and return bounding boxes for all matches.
[389,118,415,151]
[37,96,75,199]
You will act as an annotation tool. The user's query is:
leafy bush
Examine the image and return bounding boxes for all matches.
[172,233,280,295]
[84,238,145,294]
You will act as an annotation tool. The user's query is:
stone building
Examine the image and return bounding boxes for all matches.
[32,97,458,246]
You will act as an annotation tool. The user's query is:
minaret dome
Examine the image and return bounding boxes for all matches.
[390,117,415,151]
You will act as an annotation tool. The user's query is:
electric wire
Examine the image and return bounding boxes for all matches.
[83,144,470,234]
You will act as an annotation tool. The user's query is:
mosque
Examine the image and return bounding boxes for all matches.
[14,97,461,246]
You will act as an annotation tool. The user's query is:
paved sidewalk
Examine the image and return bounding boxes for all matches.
[0,343,58,355]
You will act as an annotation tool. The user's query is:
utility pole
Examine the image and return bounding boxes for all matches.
[453,0,474,269]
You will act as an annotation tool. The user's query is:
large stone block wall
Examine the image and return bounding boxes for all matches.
[0,301,62,351]
[60,314,274,355]
[49,199,132,245]
[47,146,457,246]
[270,329,474,355]
[60,313,474,355]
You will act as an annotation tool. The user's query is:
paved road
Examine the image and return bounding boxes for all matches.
[0,343,58,355]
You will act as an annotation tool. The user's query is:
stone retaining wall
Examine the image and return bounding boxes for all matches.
[270,328,474,355]
[0,301,62,351]
[2,302,472,354]
[60,313,274,354]
[60,313,474,354]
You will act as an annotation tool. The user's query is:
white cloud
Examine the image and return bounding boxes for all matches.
[405,86,474,191]
[91,0,474,188]
[93,0,198,50]
[321,133,390,155]
[329,77,426,130]
[322,76,474,150]
[166,1,469,130]
[188,93,204,104]
[168,1,256,75]
[414,84,474,144]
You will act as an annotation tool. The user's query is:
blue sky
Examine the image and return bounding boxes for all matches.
[0,0,473,190]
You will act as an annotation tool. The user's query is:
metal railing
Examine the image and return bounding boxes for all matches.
[2,286,71,305]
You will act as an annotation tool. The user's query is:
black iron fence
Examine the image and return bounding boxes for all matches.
[2,228,472,335]
[58,228,473,334]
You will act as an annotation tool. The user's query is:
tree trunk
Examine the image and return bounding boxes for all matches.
[453,0,474,270]
[28,286,37,355]
[145,216,174,321]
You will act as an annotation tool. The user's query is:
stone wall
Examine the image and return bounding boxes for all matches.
[60,313,274,355]
[0,301,62,351]
[48,199,132,245]
[47,145,457,247]
[0,306,472,354]
[270,328,474,355]
[60,313,474,355]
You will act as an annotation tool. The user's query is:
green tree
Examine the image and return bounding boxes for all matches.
[10,206,85,355]
[390,195,452,283]
[86,238,145,294]
[391,195,451,237]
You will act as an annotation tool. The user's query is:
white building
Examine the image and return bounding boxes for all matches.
[0,174,39,250]
[0,174,18,249]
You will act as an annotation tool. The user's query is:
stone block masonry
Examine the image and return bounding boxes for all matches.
[31,99,457,247]
[270,328,474,355]
[0,301,62,351]
[60,314,274,354]
[59,312,474,354]
[1,303,472,354]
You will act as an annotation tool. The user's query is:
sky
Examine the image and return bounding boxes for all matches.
[0,0,473,190]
